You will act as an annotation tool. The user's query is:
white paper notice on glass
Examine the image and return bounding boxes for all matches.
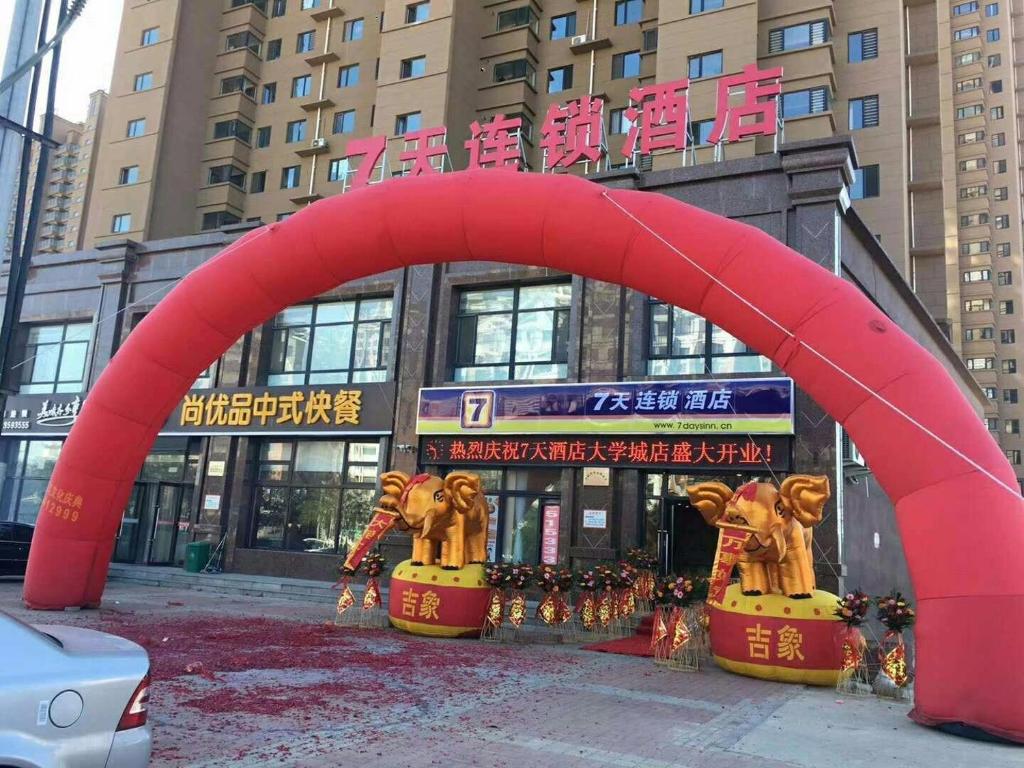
[582,509,607,529]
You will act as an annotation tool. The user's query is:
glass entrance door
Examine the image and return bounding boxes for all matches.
[148,483,187,565]
[113,483,145,563]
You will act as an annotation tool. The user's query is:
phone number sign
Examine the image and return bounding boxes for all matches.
[420,435,791,472]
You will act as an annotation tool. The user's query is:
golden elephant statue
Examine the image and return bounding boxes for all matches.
[687,475,830,599]
[342,471,491,573]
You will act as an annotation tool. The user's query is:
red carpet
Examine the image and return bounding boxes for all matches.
[581,614,655,657]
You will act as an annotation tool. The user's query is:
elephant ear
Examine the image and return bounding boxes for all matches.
[380,471,411,502]
[444,472,482,514]
[686,482,734,526]
[779,475,830,528]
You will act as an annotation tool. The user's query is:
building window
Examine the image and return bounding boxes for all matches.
[967,357,995,370]
[850,165,880,199]
[615,0,644,25]
[988,418,1000,431]
[991,106,1004,119]
[954,26,980,41]
[281,166,301,189]
[781,87,829,117]
[956,104,983,119]
[609,108,635,135]
[648,300,771,375]
[118,166,139,185]
[296,30,315,53]
[262,82,277,104]
[19,323,91,394]
[213,119,252,144]
[140,27,159,46]
[688,50,723,80]
[201,211,241,231]
[992,132,1005,146]
[963,268,991,282]
[400,56,426,79]
[963,326,994,341]
[997,242,1011,258]
[395,112,421,135]
[292,75,312,98]
[256,126,272,147]
[953,1,979,13]
[991,79,1003,93]
[111,213,131,233]
[849,95,879,129]
[961,240,990,255]
[221,76,256,98]
[611,51,642,79]
[272,0,287,16]
[300,0,321,8]
[691,0,724,12]
[551,12,576,39]
[959,183,987,198]
[643,28,658,51]
[250,171,267,193]
[266,298,393,385]
[1,441,62,524]
[230,0,267,8]
[333,110,356,134]
[226,31,262,55]
[995,214,1009,229]
[343,18,364,41]
[338,63,359,87]
[994,159,1007,174]
[988,53,1001,66]
[133,72,153,91]
[848,29,878,62]
[960,213,989,227]
[126,118,145,138]
[494,59,536,85]
[986,28,1000,41]
[251,439,381,554]
[998,271,1013,287]
[327,157,354,183]
[956,77,982,92]
[1005,418,1020,434]
[208,164,246,188]
[1004,388,1018,403]
[986,2,999,14]
[453,284,571,382]
[406,2,430,23]
[1002,329,1016,343]
[769,19,829,53]
[1006,450,1020,465]
[266,38,282,60]
[994,187,1008,201]
[1000,300,1015,315]
[959,157,987,171]
[548,65,573,93]
[964,299,991,312]
[497,6,539,33]
[689,119,715,146]
[284,119,307,144]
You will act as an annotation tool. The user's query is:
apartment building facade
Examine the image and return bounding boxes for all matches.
[80,0,1024,466]
[3,90,107,258]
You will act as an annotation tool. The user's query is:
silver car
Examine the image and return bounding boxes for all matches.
[0,611,151,767]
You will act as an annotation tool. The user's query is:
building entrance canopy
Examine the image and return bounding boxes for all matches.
[22,171,1024,743]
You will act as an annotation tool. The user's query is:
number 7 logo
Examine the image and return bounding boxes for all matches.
[460,390,495,430]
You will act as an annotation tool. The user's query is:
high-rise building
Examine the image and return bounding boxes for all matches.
[82,0,1024,461]
[4,90,107,257]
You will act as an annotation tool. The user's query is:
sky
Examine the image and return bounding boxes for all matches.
[0,0,122,124]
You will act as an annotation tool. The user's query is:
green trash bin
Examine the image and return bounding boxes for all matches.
[185,541,211,573]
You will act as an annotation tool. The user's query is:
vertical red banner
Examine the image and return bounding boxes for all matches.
[706,524,755,606]
[541,504,560,564]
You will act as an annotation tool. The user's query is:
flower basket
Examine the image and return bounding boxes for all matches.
[872,591,915,701]
[653,574,703,671]
[833,590,872,696]
[500,563,533,643]
[626,548,658,614]
[480,562,511,642]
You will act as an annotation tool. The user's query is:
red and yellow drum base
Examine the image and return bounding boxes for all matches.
[388,560,489,638]
[709,584,847,686]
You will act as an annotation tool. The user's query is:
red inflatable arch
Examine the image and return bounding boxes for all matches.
[23,171,1024,740]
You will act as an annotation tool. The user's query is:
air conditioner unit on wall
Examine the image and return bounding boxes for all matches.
[842,430,866,468]
[571,34,589,46]
[311,137,327,149]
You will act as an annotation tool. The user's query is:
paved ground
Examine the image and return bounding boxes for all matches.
[1,579,1020,768]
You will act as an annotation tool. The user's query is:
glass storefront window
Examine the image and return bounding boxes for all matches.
[647,299,772,376]
[453,283,571,382]
[251,439,381,554]
[1,440,63,524]
[20,322,92,394]
[266,298,393,386]
[443,467,560,564]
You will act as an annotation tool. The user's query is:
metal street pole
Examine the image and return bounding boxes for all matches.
[0,0,45,260]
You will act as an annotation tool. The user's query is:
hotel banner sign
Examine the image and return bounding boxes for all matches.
[420,435,791,473]
[416,379,793,436]
[2,382,395,437]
